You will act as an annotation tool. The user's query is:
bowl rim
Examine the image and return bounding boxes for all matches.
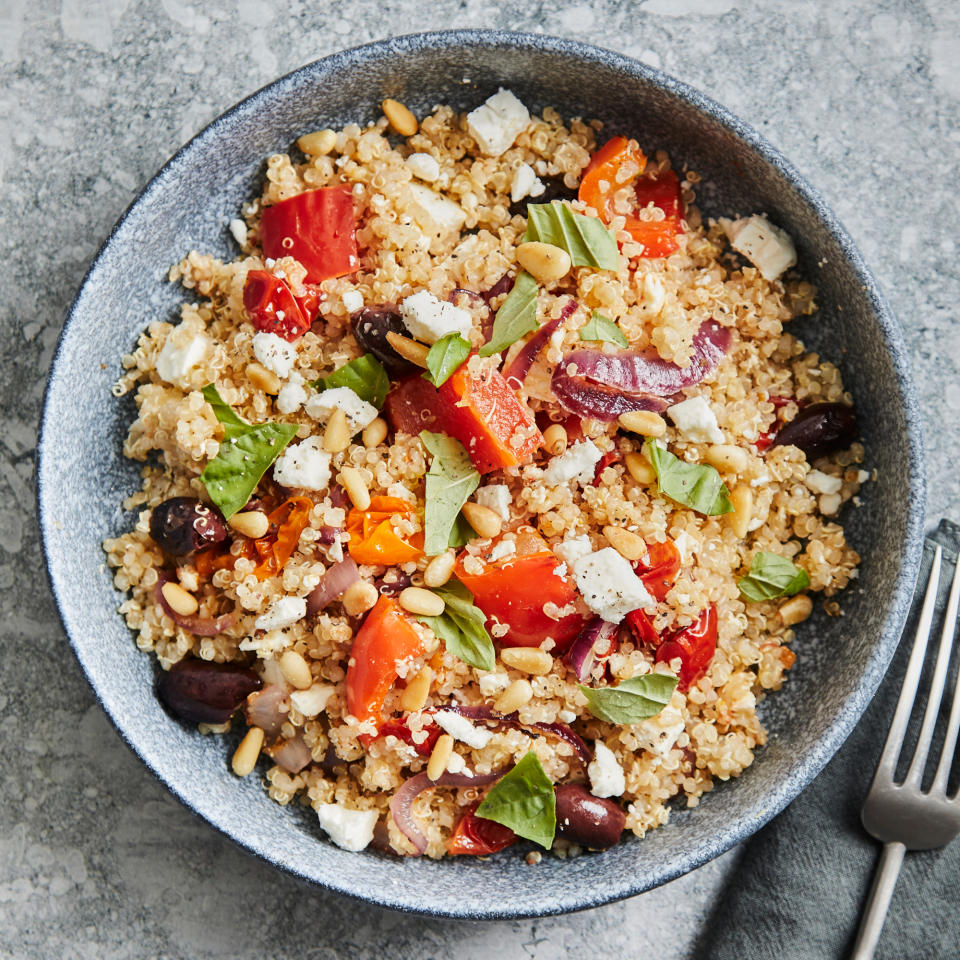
[37,28,926,918]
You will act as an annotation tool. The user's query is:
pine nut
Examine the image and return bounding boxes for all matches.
[728,484,753,539]
[161,581,199,616]
[618,410,666,437]
[706,444,749,474]
[322,407,352,453]
[494,678,533,714]
[228,510,269,539]
[297,128,337,155]
[625,451,657,484]
[279,650,313,690]
[427,733,454,780]
[362,417,388,448]
[423,551,456,588]
[779,594,813,627]
[385,331,429,367]
[603,524,647,561]
[339,466,371,511]
[501,647,554,676]
[246,362,281,395]
[516,241,572,286]
[543,423,568,455]
[461,502,502,539]
[399,586,445,617]
[399,665,434,712]
[231,726,264,777]
[342,579,378,616]
[382,98,418,137]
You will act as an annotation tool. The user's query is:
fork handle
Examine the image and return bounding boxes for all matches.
[850,841,906,960]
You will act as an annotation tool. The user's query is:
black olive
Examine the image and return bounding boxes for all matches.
[351,305,416,375]
[554,782,626,849]
[149,497,228,557]
[157,659,262,724]
[771,402,858,461]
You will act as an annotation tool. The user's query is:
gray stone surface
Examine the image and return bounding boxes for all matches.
[1,1,957,958]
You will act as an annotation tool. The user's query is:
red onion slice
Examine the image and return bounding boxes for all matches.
[155,571,237,636]
[268,735,312,774]
[502,301,577,390]
[306,557,360,617]
[550,371,671,421]
[243,684,289,739]
[564,617,618,682]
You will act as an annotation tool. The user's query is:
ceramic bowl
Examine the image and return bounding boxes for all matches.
[37,30,925,918]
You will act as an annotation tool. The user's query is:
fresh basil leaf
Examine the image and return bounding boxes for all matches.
[423,333,471,388]
[645,439,733,516]
[579,673,679,725]
[738,551,810,603]
[478,271,539,357]
[418,579,495,672]
[447,512,477,550]
[579,311,628,348]
[476,751,556,850]
[310,354,390,408]
[420,431,481,555]
[523,200,619,270]
[201,383,250,442]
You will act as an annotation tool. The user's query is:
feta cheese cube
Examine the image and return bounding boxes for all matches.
[475,484,512,522]
[253,332,298,379]
[634,701,685,758]
[477,670,510,697]
[723,215,797,281]
[276,372,306,415]
[573,548,654,623]
[673,530,696,564]
[156,328,211,386]
[341,289,364,314]
[488,540,516,562]
[806,469,843,495]
[510,162,546,203]
[554,535,593,568]
[542,440,603,486]
[588,742,626,798]
[433,710,493,749]
[315,803,379,852]
[446,752,466,774]
[254,596,307,631]
[667,396,724,444]
[466,88,530,157]
[405,152,441,182]
[272,436,332,491]
[408,182,467,236]
[289,684,335,718]
[400,291,472,344]
[304,386,378,433]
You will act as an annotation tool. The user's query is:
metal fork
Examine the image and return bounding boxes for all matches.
[852,545,960,959]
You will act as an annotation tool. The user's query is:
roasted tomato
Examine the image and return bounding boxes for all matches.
[634,537,682,601]
[655,604,718,691]
[447,802,517,856]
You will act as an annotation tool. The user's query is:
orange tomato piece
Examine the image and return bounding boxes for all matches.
[253,496,313,581]
[634,537,682,601]
[578,136,648,217]
[345,496,424,566]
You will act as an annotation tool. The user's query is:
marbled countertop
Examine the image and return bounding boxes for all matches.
[3,2,958,957]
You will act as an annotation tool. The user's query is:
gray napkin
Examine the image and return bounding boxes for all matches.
[697,520,960,960]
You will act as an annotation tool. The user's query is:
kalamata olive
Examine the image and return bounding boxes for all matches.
[554,783,626,849]
[157,659,262,724]
[149,497,228,557]
[351,305,416,375]
[508,175,577,218]
[771,402,858,461]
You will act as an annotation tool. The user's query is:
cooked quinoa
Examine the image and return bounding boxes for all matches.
[104,88,863,859]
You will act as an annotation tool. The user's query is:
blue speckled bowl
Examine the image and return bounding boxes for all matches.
[37,31,925,918]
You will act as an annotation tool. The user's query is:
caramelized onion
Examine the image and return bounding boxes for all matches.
[502,301,577,390]
[306,557,360,616]
[154,571,236,636]
[267,735,312,774]
[243,684,289,739]
[564,617,618,682]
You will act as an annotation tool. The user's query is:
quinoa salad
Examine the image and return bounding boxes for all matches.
[104,88,865,859]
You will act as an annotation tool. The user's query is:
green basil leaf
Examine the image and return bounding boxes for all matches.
[523,200,619,270]
[201,383,251,442]
[418,579,495,672]
[645,439,733,516]
[476,751,556,849]
[478,271,539,357]
[310,354,390,408]
[447,512,477,549]
[423,333,471,388]
[420,430,480,555]
[738,551,810,602]
[579,673,679,725]
[578,311,628,348]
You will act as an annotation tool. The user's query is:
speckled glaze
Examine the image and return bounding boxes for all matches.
[37,31,925,919]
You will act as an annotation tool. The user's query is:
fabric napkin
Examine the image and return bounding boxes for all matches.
[696,520,960,960]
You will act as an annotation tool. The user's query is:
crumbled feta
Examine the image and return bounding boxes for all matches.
[466,88,530,157]
[408,182,467,236]
[289,684,335,718]
[304,386,378,433]
[433,710,494,749]
[488,540,516,562]
[634,701,685,758]
[476,484,512,522]
[253,332,298,379]
[806,469,843,495]
[477,670,510,696]
[276,372,307,415]
[510,162,546,203]
[254,596,307,631]
[239,628,290,656]
[557,709,577,724]
[573,548,654,623]
[588,742,626,798]
[156,328,211,385]
[751,473,771,487]
[542,440,603,486]
[406,152,441,182]
[857,469,871,484]
[272,436,332,491]
[667,396,724,444]
[673,531,696,564]
[723,215,797,281]
[554,535,593,568]
[445,752,466,774]
[228,218,248,246]
[315,803,379,852]
[341,289,364,314]
[400,291,472,344]
[819,492,842,515]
